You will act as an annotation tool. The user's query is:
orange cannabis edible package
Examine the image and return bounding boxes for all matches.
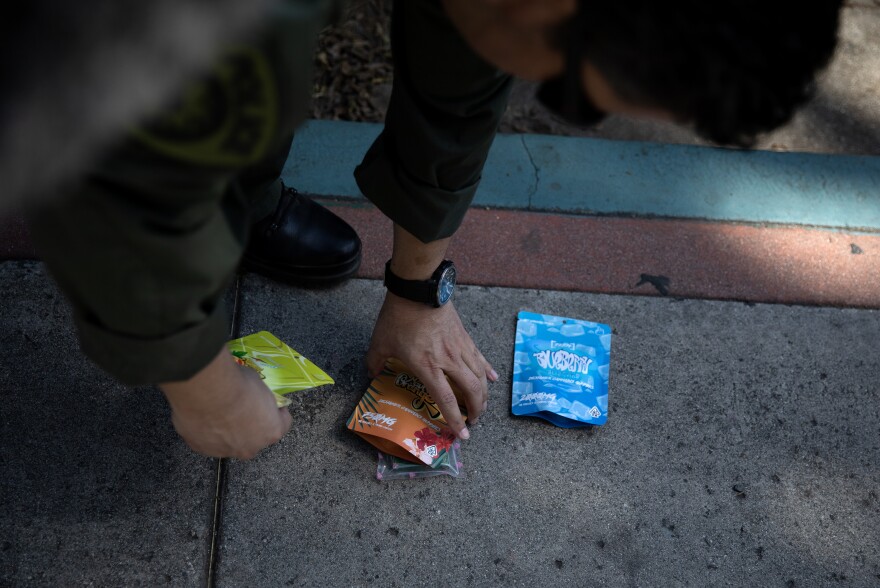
[347,359,462,467]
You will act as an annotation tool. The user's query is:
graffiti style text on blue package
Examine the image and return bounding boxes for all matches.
[512,311,612,427]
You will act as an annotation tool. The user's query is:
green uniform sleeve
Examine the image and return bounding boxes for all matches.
[354,0,513,243]
[25,0,338,385]
[27,146,246,385]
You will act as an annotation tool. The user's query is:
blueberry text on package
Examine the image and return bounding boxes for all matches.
[511,311,612,428]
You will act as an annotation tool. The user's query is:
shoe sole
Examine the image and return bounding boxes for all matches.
[240,251,362,288]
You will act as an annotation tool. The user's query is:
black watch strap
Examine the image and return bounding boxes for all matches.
[383,260,455,307]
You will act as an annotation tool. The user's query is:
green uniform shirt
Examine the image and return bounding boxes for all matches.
[27,0,511,384]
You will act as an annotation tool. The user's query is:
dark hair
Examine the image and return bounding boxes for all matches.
[566,1,843,146]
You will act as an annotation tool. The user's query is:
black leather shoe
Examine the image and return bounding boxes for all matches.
[242,186,361,285]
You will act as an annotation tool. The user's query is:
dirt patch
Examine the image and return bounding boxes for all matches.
[310,0,393,123]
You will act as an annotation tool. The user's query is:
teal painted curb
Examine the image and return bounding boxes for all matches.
[284,119,880,230]
[283,120,380,198]
[282,120,534,209]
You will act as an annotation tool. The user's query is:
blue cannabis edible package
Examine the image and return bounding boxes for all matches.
[512,311,612,427]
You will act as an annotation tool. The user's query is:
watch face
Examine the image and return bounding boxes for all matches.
[437,266,457,305]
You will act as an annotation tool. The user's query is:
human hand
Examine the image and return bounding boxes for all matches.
[159,346,292,459]
[365,293,499,439]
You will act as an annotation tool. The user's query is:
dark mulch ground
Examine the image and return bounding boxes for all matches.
[309,1,568,135]
[309,1,705,143]
[310,1,393,123]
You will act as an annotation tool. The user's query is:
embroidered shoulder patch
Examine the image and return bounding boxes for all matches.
[133,46,279,167]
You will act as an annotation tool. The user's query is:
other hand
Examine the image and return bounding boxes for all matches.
[160,346,292,459]
[366,293,499,439]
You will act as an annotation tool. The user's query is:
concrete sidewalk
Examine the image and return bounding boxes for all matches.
[3,120,879,588]
[2,5,879,581]
[2,262,878,586]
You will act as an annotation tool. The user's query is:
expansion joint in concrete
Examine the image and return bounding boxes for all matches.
[205,275,241,587]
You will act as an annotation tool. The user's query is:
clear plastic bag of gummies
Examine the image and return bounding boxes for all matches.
[511,311,611,427]
[376,440,464,481]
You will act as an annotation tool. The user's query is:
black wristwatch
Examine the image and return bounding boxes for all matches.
[384,260,457,307]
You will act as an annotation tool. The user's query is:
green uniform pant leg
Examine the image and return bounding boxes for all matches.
[354,0,513,243]
[27,148,247,386]
[237,0,347,218]
[236,135,295,221]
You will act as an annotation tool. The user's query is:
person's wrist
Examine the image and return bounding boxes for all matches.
[383,289,441,311]
[160,350,244,416]
[388,257,440,281]
[161,378,232,418]
[384,259,456,308]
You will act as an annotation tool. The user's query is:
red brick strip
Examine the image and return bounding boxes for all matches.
[5,204,878,308]
[331,204,880,309]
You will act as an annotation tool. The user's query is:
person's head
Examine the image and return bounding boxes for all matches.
[460,0,844,146]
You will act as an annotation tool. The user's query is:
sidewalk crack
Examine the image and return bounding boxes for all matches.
[205,458,228,588]
[520,135,540,209]
[205,275,241,587]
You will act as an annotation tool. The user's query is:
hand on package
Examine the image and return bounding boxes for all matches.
[366,292,499,439]
[160,346,292,459]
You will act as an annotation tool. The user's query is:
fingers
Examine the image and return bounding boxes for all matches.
[457,350,488,424]
[365,343,386,380]
[171,372,293,460]
[239,408,291,460]
[416,367,470,440]
[235,387,292,460]
[276,406,293,435]
[366,295,498,439]
[230,411,290,460]
[476,347,499,383]
[228,409,291,461]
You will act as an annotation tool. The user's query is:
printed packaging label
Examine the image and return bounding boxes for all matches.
[347,359,461,467]
[511,311,612,427]
[227,331,334,407]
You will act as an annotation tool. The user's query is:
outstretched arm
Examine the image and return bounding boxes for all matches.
[365,224,498,439]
